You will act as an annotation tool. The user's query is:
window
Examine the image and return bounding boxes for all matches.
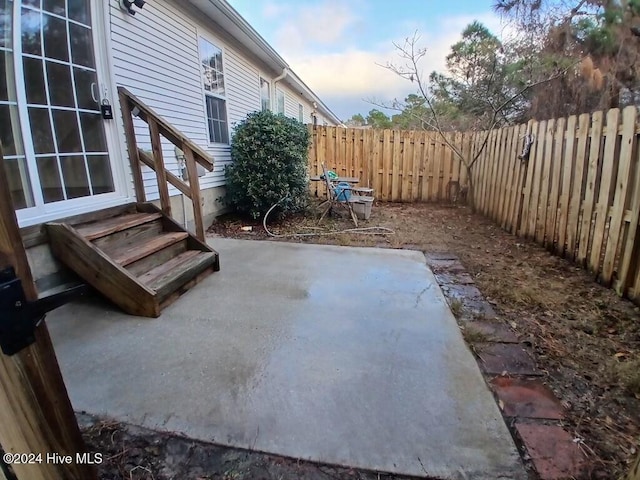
[276,89,285,114]
[199,37,228,143]
[298,104,304,123]
[260,77,270,111]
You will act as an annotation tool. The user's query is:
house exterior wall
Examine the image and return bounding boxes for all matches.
[108,0,336,216]
[23,0,337,288]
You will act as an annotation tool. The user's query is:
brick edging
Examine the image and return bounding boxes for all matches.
[425,253,587,480]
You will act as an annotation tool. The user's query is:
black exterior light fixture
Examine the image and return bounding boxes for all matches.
[121,0,146,15]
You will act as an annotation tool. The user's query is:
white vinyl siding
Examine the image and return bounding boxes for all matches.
[108,0,262,199]
[108,0,335,203]
[281,84,299,119]
[279,82,337,125]
[109,0,208,199]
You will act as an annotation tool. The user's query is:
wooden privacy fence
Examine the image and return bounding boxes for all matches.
[308,126,469,202]
[308,106,640,301]
[474,106,640,299]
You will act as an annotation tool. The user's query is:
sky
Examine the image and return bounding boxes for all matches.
[227,0,512,122]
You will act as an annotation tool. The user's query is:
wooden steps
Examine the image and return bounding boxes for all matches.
[75,212,163,240]
[46,203,219,318]
[109,232,189,266]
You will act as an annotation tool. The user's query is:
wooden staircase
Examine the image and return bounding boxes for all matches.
[46,203,219,318]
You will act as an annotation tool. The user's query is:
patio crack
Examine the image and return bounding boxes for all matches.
[414,285,431,308]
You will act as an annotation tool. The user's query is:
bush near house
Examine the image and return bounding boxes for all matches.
[225,110,310,219]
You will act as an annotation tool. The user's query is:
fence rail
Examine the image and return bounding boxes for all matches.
[308,106,640,302]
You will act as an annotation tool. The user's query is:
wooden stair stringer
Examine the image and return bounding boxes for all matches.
[46,223,160,317]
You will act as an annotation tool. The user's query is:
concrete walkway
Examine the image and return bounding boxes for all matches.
[48,239,525,479]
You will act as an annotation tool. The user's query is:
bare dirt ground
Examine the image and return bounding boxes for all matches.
[80,201,639,479]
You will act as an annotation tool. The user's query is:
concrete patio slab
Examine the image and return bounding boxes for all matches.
[47,239,525,479]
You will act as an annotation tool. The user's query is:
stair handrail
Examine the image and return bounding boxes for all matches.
[117,87,214,241]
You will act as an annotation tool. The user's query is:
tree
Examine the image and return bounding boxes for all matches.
[494,0,640,118]
[366,109,393,129]
[379,30,571,210]
[390,94,431,129]
[345,113,366,127]
[428,21,519,129]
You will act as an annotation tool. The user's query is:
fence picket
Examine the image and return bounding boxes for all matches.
[498,127,515,227]
[496,127,513,222]
[535,119,555,243]
[526,121,546,238]
[345,128,353,179]
[380,129,391,201]
[566,114,591,259]
[546,117,566,249]
[578,111,604,266]
[391,130,402,201]
[499,127,513,220]
[589,109,620,274]
[373,130,383,195]
[412,131,423,200]
[402,131,413,201]
[475,131,489,210]
[452,132,463,200]
[487,128,501,218]
[441,133,453,201]
[480,130,491,213]
[557,115,577,255]
[603,107,636,284]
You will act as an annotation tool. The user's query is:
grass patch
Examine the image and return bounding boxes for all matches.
[616,359,640,396]
[462,328,490,344]
[449,298,463,318]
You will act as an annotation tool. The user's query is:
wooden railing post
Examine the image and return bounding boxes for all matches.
[118,90,146,202]
[117,87,214,240]
[0,147,97,480]
[183,145,206,241]
[148,118,171,216]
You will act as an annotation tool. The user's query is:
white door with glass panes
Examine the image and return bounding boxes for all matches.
[1,0,126,226]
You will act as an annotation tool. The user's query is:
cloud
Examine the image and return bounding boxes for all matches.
[262,2,285,19]
[273,0,357,52]
[280,11,513,118]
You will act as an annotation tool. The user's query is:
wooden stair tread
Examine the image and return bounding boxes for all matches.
[111,232,189,267]
[137,250,200,285]
[141,251,217,298]
[76,212,163,241]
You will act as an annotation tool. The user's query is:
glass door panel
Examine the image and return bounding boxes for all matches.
[9,0,114,210]
[1,0,34,209]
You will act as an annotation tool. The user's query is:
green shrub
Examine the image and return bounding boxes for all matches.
[224,110,311,219]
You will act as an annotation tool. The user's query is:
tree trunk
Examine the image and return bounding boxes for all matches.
[464,164,477,213]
